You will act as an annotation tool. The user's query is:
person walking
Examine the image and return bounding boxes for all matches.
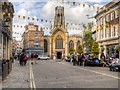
[100,53,106,67]
[78,54,82,66]
[81,53,85,66]
[34,54,38,64]
[31,53,34,65]
[20,53,24,66]
[73,55,76,66]
[20,49,25,66]
[23,54,28,66]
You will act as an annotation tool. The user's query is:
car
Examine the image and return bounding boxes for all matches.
[109,59,120,72]
[85,58,101,66]
[37,55,50,60]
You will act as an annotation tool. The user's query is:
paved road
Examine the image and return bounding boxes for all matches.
[30,60,119,88]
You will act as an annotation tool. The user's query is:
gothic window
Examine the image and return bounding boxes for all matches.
[69,40,74,48]
[55,35,63,49]
[44,39,48,53]
[57,13,60,22]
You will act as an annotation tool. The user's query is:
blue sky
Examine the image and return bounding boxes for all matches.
[8,0,113,41]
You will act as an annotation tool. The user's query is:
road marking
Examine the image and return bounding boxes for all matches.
[80,68,120,80]
[59,62,120,80]
[29,61,36,90]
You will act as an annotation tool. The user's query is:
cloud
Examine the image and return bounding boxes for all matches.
[11,0,112,41]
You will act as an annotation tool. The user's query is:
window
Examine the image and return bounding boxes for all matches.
[111,11,115,20]
[113,26,116,37]
[106,14,111,22]
[109,26,111,37]
[101,30,104,39]
[34,42,40,48]
[105,29,107,38]
[69,40,74,48]
[34,33,38,36]
[55,35,63,49]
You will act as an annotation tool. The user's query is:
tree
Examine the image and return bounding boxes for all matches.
[116,45,120,52]
[69,47,74,55]
[77,45,83,55]
[91,42,100,58]
[82,22,95,54]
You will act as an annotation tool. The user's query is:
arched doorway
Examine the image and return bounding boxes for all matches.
[57,52,62,59]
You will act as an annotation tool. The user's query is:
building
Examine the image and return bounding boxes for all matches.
[95,1,120,58]
[12,39,23,56]
[44,6,82,59]
[0,2,14,60]
[23,22,44,55]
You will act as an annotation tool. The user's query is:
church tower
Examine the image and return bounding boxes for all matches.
[54,6,65,28]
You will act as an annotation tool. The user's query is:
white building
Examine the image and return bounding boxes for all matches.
[95,1,120,58]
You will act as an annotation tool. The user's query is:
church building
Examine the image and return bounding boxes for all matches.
[44,6,82,59]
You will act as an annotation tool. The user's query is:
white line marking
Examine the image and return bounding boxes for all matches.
[59,62,120,80]
[29,60,36,90]
[80,68,120,80]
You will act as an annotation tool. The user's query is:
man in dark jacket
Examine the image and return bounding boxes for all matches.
[20,53,24,66]
[78,55,82,66]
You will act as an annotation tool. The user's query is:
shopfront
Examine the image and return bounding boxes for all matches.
[106,44,119,58]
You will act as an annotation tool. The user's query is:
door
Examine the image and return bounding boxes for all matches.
[57,52,62,59]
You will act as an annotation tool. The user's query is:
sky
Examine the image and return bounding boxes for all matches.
[8,0,113,41]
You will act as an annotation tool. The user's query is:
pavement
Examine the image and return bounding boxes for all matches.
[2,60,30,88]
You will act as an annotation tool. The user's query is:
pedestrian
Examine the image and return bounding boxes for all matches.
[23,54,28,65]
[72,55,76,66]
[31,53,34,65]
[100,53,106,67]
[20,49,25,66]
[20,53,24,66]
[78,54,82,66]
[81,53,85,66]
[18,53,21,61]
[34,54,38,64]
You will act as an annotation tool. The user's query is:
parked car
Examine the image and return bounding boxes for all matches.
[85,58,101,66]
[37,55,50,60]
[109,59,120,71]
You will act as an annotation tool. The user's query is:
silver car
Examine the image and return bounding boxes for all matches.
[38,55,50,60]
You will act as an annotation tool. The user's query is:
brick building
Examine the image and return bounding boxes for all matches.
[23,22,44,55]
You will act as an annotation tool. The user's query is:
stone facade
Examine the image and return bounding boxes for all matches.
[0,2,14,60]
[44,6,82,59]
[95,1,120,58]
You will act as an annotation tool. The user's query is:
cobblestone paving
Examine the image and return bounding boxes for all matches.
[2,60,30,88]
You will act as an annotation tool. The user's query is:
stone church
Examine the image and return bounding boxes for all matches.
[44,6,82,59]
